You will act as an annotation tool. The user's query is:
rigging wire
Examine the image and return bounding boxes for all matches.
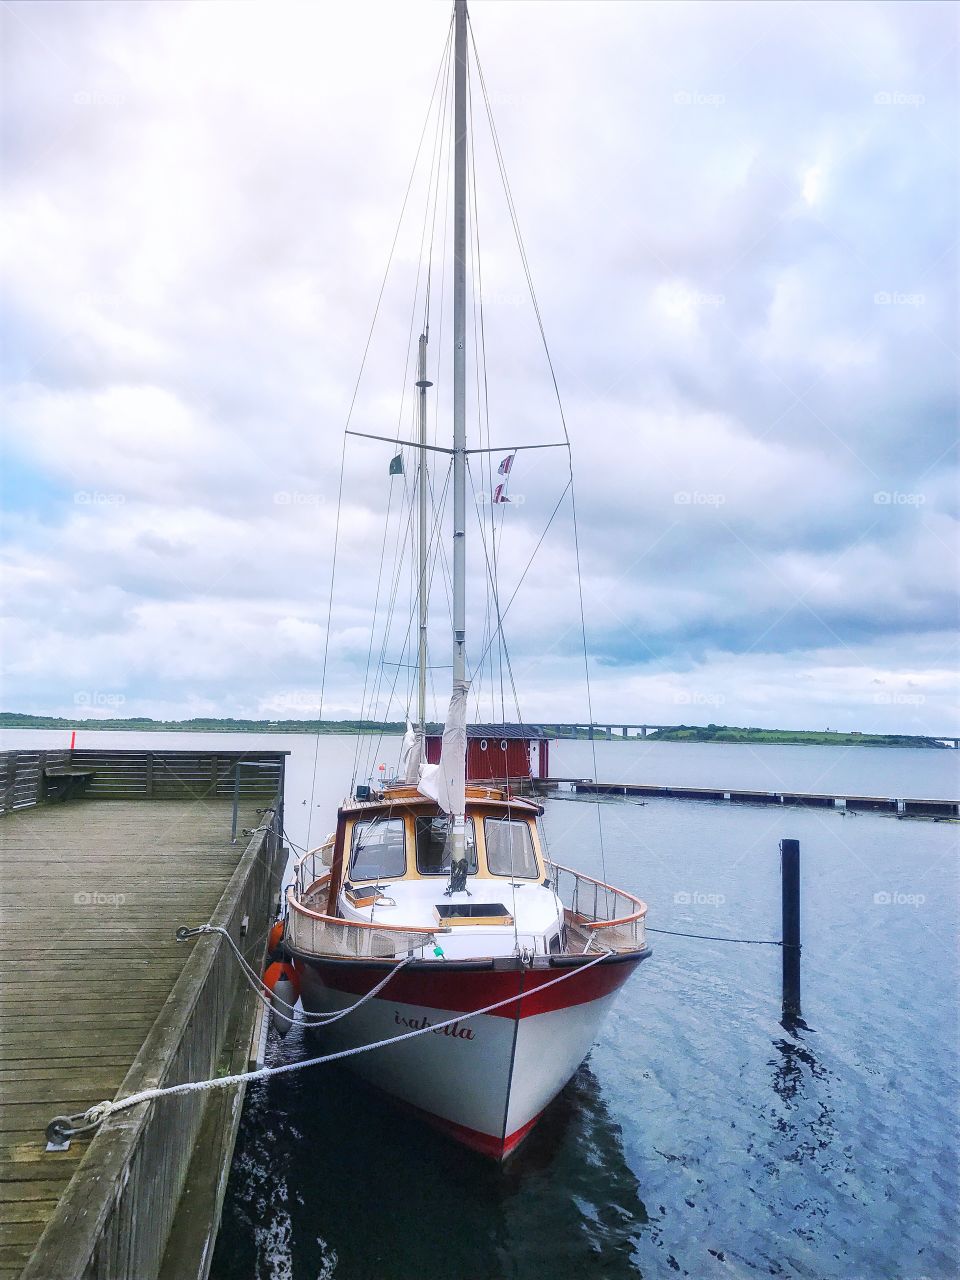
[363,32,463,768]
[319,13,606,860]
[469,469,572,675]
[466,55,507,725]
[359,461,455,785]
[350,30,455,787]
[468,15,609,885]
[312,17,454,832]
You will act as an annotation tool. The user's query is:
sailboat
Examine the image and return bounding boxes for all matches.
[284,0,651,1162]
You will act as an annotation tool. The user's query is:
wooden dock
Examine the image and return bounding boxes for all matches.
[0,749,287,1280]
[533,778,959,818]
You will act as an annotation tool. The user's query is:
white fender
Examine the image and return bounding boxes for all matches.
[269,975,298,1038]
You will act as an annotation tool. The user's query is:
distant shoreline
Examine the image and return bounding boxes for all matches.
[0,713,947,749]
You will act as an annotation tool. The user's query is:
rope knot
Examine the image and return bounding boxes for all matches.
[84,1100,115,1126]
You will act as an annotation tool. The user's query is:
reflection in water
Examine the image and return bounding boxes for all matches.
[202,766,958,1280]
[761,1026,849,1253]
[768,1028,837,1165]
[211,1028,654,1280]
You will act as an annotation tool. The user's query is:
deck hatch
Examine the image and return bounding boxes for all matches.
[435,902,513,926]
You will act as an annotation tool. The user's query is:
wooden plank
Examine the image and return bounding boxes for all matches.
[0,1181,70,1203]
[0,1200,59,1225]
[9,786,283,1280]
[0,792,272,1275]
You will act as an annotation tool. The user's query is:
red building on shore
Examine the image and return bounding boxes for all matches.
[424,724,550,784]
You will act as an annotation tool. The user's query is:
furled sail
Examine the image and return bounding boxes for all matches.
[402,719,423,784]
[417,679,469,815]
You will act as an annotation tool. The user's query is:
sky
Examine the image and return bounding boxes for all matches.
[0,0,957,734]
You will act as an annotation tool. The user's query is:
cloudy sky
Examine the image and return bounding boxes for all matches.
[1,0,957,732]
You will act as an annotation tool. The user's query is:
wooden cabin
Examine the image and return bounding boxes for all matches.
[424,724,550,783]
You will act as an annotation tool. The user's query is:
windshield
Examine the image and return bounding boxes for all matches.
[484,817,539,879]
[415,815,478,875]
[349,816,406,881]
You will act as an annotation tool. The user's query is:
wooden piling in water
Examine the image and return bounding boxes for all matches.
[780,838,801,1022]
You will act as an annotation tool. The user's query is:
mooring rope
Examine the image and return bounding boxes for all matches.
[178,924,417,1026]
[46,948,611,1143]
[646,926,784,946]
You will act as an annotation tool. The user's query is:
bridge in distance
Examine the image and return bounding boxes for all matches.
[530,724,960,749]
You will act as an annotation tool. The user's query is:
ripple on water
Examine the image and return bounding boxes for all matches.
[211,789,959,1280]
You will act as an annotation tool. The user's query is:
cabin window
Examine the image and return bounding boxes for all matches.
[415,815,478,876]
[349,816,406,881]
[484,817,539,879]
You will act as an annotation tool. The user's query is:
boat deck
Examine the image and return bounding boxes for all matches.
[0,797,261,1279]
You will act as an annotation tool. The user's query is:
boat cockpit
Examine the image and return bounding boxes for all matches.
[325,788,562,959]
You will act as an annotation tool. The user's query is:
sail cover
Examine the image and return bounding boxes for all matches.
[402,720,423,784]
[417,679,469,815]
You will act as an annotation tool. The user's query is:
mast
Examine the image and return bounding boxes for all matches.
[415,331,431,727]
[452,0,467,689]
[447,0,469,886]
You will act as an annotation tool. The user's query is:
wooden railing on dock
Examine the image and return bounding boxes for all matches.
[8,752,289,1280]
[18,800,285,1280]
[71,748,284,801]
[0,750,70,815]
[0,746,284,815]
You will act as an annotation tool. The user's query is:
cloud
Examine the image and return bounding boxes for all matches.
[0,0,957,733]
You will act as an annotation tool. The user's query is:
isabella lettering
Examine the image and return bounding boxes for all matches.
[394,1010,475,1040]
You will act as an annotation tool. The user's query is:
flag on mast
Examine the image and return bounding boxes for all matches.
[493,451,515,503]
[389,453,404,475]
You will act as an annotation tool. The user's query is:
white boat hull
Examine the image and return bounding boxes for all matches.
[294,952,647,1159]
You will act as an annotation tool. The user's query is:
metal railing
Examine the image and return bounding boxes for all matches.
[547,860,647,951]
[288,848,440,960]
[287,848,646,960]
[287,888,441,960]
[294,840,335,899]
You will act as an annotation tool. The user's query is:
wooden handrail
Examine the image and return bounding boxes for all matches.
[549,860,647,929]
[585,910,647,930]
[549,861,647,910]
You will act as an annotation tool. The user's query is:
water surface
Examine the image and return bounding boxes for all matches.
[3,730,957,1277]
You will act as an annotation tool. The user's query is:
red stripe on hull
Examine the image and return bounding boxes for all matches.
[296,954,642,1019]
[385,1092,547,1161]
